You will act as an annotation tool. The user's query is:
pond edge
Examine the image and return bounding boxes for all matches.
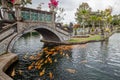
[0,53,18,80]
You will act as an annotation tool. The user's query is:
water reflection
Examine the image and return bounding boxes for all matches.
[12,32,44,54]
[6,33,120,80]
[100,41,109,64]
[72,44,87,62]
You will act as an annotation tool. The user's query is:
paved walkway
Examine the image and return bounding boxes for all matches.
[0,53,18,80]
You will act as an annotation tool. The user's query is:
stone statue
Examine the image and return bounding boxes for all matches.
[14,0,22,5]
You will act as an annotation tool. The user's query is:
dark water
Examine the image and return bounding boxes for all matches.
[6,33,120,80]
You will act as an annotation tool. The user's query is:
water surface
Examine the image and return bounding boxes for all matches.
[7,33,120,80]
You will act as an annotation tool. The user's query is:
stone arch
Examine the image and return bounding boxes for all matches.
[7,25,63,52]
[35,28,61,41]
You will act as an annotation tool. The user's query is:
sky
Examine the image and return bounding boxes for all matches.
[27,0,120,24]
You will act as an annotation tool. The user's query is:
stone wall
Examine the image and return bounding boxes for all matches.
[0,33,17,55]
[0,24,17,55]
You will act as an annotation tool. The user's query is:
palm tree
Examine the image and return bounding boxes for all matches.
[75,2,91,35]
[104,8,112,28]
[97,16,102,28]
[90,15,97,28]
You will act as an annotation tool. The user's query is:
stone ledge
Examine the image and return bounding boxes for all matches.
[41,39,105,46]
[0,53,18,80]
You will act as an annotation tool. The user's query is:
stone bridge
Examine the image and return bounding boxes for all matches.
[0,7,70,55]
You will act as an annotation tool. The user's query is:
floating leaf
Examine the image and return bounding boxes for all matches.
[40,59,44,63]
[37,65,42,70]
[35,61,39,66]
[62,53,65,56]
[18,70,23,75]
[29,55,35,60]
[66,69,76,74]
[66,54,70,59]
[28,66,33,70]
[50,48,55,52]
[39,69,45,76]
[44,59,48,63]
[52,52,58,56]
[60,51,63,55]
[48,57,52,64]
[54,59,57,62]
[49,72,54,79]
[55,47,60,51]
[43,47,48,51]
[47,51,54,55]
[80,60,87,63]
[45,54,50,58]
[23,53,28,59]
[11,68,15,77]
[31,62,35,66]
[37,53,42,57]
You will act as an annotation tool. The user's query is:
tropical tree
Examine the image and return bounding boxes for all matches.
[90,15,97,28]
[97,16,102,28]
[104,8,112,28]
[75,2,91,35]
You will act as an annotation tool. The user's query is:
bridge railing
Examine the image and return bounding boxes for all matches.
[8,7,54,23]
[21,7,53,23]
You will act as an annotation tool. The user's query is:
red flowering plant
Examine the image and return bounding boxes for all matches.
[48,0,59,11]
[10,0,15,4]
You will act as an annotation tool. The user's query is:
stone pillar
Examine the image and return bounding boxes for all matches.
[1,0,8,20]
[15,4,21,21]
[51,12,56,29]
[14,0,22,21]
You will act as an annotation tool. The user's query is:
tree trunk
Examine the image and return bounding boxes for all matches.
[74,28,77,35]
[83,24,85,35]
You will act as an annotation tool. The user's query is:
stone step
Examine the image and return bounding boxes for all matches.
[0,53,18,80]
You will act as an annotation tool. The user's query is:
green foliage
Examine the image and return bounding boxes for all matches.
[112,15,120,26]
[75,2,115,29]
[75,2,91,24]
[68,35,101,43]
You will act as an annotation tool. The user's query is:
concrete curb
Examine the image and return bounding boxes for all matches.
[0,53,18,80]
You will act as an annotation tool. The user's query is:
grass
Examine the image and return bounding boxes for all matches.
[68,35,102,43]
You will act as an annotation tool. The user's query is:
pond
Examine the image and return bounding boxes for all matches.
[6,32,120,80]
